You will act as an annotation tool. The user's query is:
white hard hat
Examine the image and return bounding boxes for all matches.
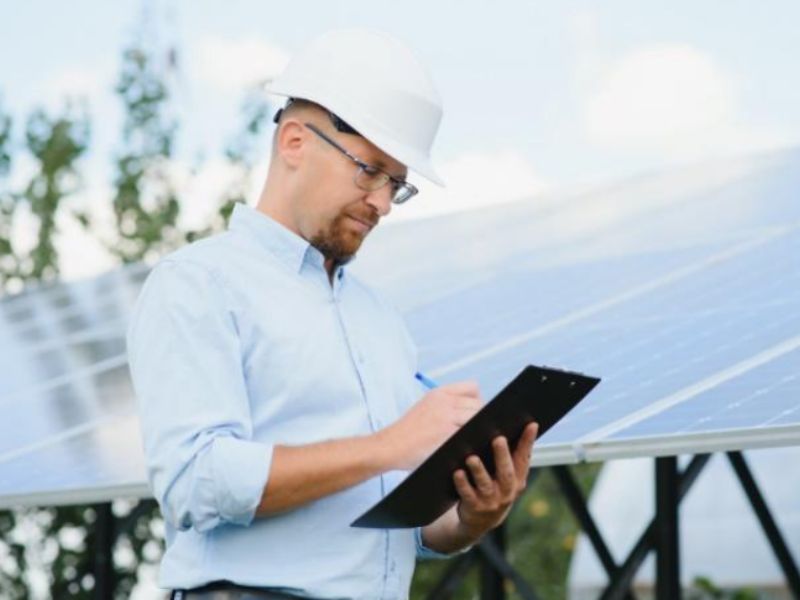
[265,29,445,186]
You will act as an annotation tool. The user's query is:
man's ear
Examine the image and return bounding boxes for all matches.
[275,119,306,169]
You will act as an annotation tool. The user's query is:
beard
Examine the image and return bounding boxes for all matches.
[309,206,379,267]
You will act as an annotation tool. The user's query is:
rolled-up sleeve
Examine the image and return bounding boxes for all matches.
[127,259,273,533]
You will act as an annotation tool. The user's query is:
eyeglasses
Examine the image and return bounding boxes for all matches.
[304,122,418,205]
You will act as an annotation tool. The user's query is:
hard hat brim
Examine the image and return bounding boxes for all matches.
[265,86,445,188]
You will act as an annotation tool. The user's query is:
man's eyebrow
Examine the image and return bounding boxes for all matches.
[368,157,406,181]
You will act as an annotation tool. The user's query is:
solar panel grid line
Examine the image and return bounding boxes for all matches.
[4,285,131,331]
[0,340,127,401]
[0,262,148,311]
[573,333,800,449]
[759,397,800,428]
[0,413,149,509]
[659,359,800,437]
[428,226,792,379]
[0,413,128,466]
[10,322,127,357]
[45,299,121,400]
[0,353,128,408]
[1,323,127,370]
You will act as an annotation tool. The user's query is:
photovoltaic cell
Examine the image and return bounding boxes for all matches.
[0,414,146,509]
[415,229,799,447]
[608,348,800,439]
[0,150,798,506]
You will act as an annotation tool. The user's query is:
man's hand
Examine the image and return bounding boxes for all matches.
[257,380,481,516]
[452,422,539,540]
[378,381,483,471]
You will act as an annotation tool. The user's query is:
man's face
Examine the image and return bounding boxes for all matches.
[298,117,408,266]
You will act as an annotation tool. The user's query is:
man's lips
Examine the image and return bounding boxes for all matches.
[346,214,378,232]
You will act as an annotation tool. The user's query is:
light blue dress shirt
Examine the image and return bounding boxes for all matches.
[126,203,446,599]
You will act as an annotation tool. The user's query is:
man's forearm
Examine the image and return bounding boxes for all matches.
[256,431,392,516]
[420,504,481,555]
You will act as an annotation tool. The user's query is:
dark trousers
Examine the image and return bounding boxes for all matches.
[170,581,327,599]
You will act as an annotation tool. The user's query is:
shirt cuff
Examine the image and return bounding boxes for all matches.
[211,436,274,527]
[415,526,470,560]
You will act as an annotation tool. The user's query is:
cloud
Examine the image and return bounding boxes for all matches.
[192,36,290,92]
[52,156,267,283]
[388,150,550,223]
[580,43,796,163]
[584,44,736,148]
[569,8,602,92]
[39,61,117,118]
[45,68,107,103]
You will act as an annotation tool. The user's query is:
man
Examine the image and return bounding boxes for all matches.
[127,29,538,600]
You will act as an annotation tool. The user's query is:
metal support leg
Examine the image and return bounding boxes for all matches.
[477,533,539,600]
[428,469,541,599]
[727,452,800,597]
[655,457,681,600]
[600,454,709,600]
[425,552,477,600]
[551,466,636,600]
[479,525,506,600]
[93,502,115,600]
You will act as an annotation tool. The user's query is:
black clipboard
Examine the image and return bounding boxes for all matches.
[351,364,600,529]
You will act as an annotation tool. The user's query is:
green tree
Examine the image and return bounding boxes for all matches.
[410,464,602,600]
[0,102,88,290]
[185,85,272,242]
[107,42,181,263]
[23,105,90,281]
[0,28,610,600]
[0,98,14,286]
[0,99,92,598]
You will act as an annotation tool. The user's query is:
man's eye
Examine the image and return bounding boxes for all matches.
[362,165,381,177]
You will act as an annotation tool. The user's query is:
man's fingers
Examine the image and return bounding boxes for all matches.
[454,406,480,424]
[439,380,480,397]
[456,397,483,411]
[512,422,539,477]
[492,437,516,496]
[453,469,478,503]
[466,455,494,496]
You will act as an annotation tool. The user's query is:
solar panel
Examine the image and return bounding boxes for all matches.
[0,413,147,509]
[0,362,131,456]
[607,348,800,438]
[0,149,798,506]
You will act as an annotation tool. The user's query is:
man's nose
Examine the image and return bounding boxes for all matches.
[364,184,393,217]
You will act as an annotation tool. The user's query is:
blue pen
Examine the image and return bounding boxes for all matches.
[415,371,439,389]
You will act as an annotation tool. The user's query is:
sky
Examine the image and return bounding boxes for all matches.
[1,0,799,283]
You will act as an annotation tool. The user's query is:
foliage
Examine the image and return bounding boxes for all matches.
[687,575,760,600]
[0,29,270,597]
[0,98,14,284]
[410,463,602,600]
[0,101,89,290]
[185,85,271,242]
[0,31,770,600]
[106,43,181,263]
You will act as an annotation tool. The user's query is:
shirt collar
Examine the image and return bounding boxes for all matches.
[229,203,327,275]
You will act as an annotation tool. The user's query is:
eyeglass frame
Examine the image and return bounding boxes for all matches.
[303,122,419,205]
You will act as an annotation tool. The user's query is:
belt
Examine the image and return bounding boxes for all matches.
[171,581,327,600]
